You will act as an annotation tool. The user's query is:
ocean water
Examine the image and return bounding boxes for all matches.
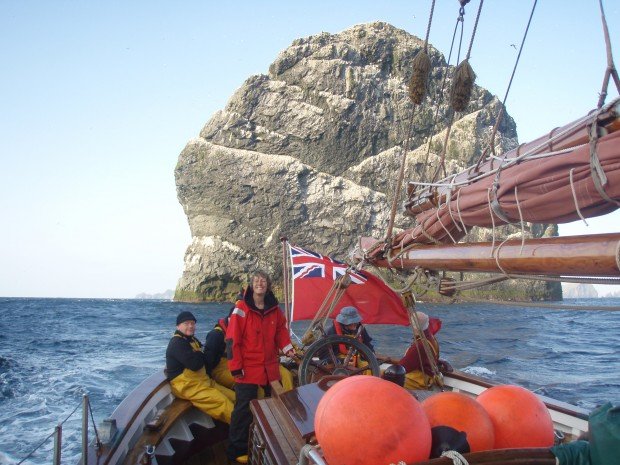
[0,297,618,464]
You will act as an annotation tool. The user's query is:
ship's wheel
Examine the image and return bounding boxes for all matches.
[298,335,380,385]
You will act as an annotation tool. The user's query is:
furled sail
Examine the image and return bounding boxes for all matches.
[392,98,620,250]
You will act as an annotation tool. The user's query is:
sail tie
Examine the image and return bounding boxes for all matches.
[455,189,469,239]
[493,238,512,277]
[486,188,497,256]
[436,201,458,244]
[568,168,589,226]
[588,120,620,207]
[445,175,463,233]
[490,186,513,224]
[514,186,526,255]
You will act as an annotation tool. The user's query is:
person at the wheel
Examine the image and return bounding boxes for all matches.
[319,306,374,365]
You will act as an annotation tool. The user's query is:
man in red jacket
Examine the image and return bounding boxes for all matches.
[225,270,294,464]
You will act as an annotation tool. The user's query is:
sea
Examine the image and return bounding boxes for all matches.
[0,297,619,465]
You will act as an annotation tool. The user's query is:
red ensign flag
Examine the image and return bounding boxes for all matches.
[288,243,410,325]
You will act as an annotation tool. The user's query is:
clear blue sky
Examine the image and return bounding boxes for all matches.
[1,1,618,298]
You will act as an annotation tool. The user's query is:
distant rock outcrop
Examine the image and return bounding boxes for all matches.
[562,283,598,299]
[174,22,559,302]
[135,289,175,300]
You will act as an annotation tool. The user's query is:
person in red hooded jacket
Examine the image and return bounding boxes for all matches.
[225,270,295,464]
[398,311,452,389]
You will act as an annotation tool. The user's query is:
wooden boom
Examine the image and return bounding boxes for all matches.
[374,233,620,277]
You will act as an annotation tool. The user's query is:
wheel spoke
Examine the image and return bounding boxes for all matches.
[298,335,380,385]
[346,365,370,376]
[312,361,335,375]
[326,344,340,367]
[342,347,359,367]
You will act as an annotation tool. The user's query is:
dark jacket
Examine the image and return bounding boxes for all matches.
[325,320,374,352]
[203,318,228,375]
[165,330,206,380]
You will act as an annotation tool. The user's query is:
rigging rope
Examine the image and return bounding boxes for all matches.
[475,0,538,170]
[449,0,483,112]
[420,4,466,181]
[596,0,620,108]
[385,0,436,244]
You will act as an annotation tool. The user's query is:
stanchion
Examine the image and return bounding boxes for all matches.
[53,424,62,465]
[82,394,89,465]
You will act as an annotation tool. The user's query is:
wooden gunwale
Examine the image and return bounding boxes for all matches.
[445,370,589,421]
[82,371,169,465]
[122,398,192,465]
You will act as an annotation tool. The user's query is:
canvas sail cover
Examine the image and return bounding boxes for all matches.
[392,113,620,251]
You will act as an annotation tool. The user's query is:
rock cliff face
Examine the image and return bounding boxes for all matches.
[174,22,560,302]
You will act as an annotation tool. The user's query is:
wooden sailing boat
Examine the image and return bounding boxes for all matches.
[78,2,620,465]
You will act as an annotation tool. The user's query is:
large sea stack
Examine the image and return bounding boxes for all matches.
[174,22,560,302]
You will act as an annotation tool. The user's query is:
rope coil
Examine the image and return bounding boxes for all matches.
[441,450,470,465]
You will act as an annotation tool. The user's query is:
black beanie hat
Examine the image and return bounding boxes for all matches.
[176,311,196,325]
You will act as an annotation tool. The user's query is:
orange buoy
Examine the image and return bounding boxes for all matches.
[422,391,495,457]
[476,385,555,449]
[314,376,431,465]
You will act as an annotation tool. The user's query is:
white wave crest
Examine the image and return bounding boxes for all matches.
[0,450,17,465]
[462,366,496,377]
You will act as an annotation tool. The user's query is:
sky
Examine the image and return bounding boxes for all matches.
[1,1,619,298]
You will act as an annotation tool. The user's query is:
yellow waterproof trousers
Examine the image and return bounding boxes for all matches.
[170,368,235,424]
[404,370,433,390]
[279,365,294,392]
[212,357,236,389]
[212,357,295,397]
[257,365,295,398]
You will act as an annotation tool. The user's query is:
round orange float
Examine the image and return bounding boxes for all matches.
[476,385,555,449]
[314,376,431,465]
[422,391,494,456]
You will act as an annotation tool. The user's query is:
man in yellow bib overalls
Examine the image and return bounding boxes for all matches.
[165,311,235,423]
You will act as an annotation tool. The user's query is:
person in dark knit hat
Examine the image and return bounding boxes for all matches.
[165,310,235,424]
[176,311,196,326]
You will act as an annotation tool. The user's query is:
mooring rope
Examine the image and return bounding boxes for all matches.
[441,450,470,465]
